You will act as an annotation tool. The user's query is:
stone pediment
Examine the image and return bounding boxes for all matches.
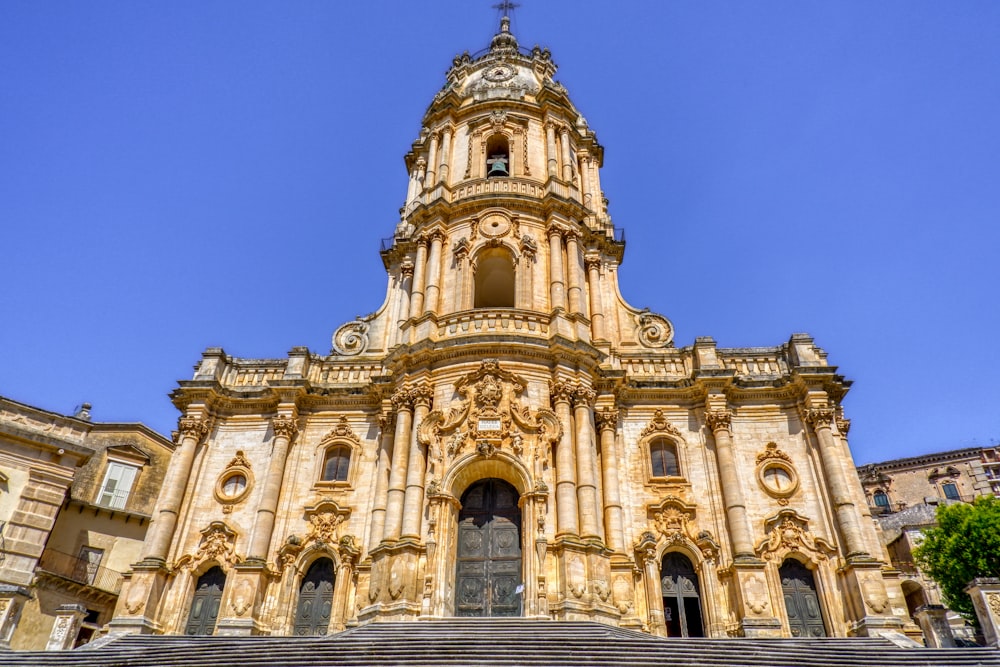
[105,443,150,466]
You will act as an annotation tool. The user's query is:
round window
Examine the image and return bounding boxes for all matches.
[757,461,799,499]
[221,473,247,498]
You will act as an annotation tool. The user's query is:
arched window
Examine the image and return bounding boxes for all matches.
[485,134,510,178]
[650,439,679,478]
[322,446,351,482]
[873,490,890,508]
[474,247,515,308]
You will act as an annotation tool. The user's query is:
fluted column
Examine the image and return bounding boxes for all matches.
[550,382,579,536]
[705,409,756,559]
[545,122,558,178]
[452,241,470,311]
[142,416,210,561]
[424,132,438,186]
[438,126,452,185]
[806,406,869,557]
[405,160,421,211]
[559,127,573,182]
[368,410,395,552]
[401,386,433,540]
[382,389,414,542]
[548,227,566,311]
[396,260,414,329]
[579,153,592,207]
[423,230,445,315]
[247,414,298,561]
[564,230,585,316]
[573,387,600,541]
[595,408,624,552]
[585,256,606,340]
[409,236,429,317]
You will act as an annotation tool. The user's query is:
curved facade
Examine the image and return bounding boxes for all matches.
[110,18,918,639]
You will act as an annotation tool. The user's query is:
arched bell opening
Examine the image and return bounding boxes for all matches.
[454,478,522,617]
[293,557,336,636]
[184,565,226,636]
[660,552,704,637]
[485,134,510,178]
[779,557,828,637]
[473,246,516,308]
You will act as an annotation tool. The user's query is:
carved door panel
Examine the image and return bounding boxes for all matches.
[781,559,827,637]
[185,566,226,636]
[661,552,704,637]
[294,558,335,636]
[456,479,521,617]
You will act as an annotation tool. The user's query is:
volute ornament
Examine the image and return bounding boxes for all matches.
[184,522,241,569]
[304,500,352,546]
[636,310,674,348]
[331,319,370,356]
[756,510,835,561]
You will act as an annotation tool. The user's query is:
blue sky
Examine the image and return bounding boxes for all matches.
[1,2,998,465]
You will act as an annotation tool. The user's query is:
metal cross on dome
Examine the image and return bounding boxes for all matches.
[492,1,520,18]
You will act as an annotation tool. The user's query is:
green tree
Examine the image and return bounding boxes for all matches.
[914,495,1000,621]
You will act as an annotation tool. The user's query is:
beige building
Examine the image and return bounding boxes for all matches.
[109,17,919,641]
[0,396,173,650]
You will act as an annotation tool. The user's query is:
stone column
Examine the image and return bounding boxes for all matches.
[913,604,956,648]
[573,387,601,541]
[548,227,566,311]
[550,382,579,537]
[368,410,395,552]
[545,122,558,178]
[564,230,585,317]
[705,409,756,560]
[142,415,210,561]
[382,389,414,542]
[424,131,438,186]
[401,386,433,540]
[585,256,607,340]
[45,603,87,651]
[579,153,592,207]
[438,126,452,185]
[595,408,624,553]
[966,578,1000,646]
[423,230,445,315]
[636,534,666,636]
[409,236,429,318]
[559,127,573,182]
[806,407,869,558]
[453,240,470,312]
[396,260,414,329]
[247,414,298,562]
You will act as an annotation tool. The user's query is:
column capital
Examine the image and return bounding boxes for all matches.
[704,409,732,434]
[427,229,447,244]
[412,384,434,409]
[378,411,396,433]
[178,416,211,441]
[595,407,619,432]
[805,407,835,428]
[584,255,602,272]
[271,415,298,439]
[572,386,596,408]
[415,234,430,249]
[391,387,415,412]
[400,259,414,278]
[563,228,581,243]
[549,381,574,405]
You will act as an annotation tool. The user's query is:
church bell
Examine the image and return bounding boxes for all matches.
[487,155,509,177]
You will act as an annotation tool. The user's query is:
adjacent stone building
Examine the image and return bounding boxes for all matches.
[109,17,919,641]
[0,396,173,650]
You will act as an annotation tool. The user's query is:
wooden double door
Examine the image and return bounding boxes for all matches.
[455,478,522,617]
[185,566,226,635]
[294,558,335,635]
[661,552,704,637]
[780,559,827,637]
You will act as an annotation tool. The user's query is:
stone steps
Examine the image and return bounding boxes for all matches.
[5,619,999,666]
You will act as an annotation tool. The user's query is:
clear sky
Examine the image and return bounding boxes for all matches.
[2,2,998,465]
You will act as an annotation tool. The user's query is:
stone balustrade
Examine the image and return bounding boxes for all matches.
[436,309,550,340]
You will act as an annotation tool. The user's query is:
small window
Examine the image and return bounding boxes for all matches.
[650,439,679,478]
[97,461,139,509]
[322,446,351,482]
[873,490,890,508]
[942,482,960,500]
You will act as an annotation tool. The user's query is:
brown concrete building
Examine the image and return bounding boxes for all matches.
[0,396,172,650]
[108,17,919,642]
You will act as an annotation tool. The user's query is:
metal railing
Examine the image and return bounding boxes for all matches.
[37,549,123,595]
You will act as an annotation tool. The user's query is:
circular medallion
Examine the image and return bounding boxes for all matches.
[480,213,511,238]
[483,63,516,82]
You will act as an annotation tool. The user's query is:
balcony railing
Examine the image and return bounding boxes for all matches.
[37,549,123,595]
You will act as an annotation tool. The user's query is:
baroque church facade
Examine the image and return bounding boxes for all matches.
[109,18,918,640]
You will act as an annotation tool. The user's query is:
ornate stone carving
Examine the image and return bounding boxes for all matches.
[640,409,682,439]
[230,578,254,617]
[321,416,361,446]
[805,407,835,428]
[331,319,370,356]
[399,259,414,278]
[178,417,210,441]
[636,310,674,348]
[304,500,352,546]
[756,442,790,465]
[185,522,241,569]
[861,573,890,614]
[391,387,415,411]
[549,381,575,405]
[123,580,147,615]
[756,510,835,561]
[272,415,298,439]
[744,574,769,615]
[704,409,732,433]
[989,593,1000,618]
[226,450,252,470]
[572,386,596,408]
[519,235,537,259]
[594,408,619,432]
[377,411,395,433]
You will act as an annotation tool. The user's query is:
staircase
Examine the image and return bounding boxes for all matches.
[6,619,999,666]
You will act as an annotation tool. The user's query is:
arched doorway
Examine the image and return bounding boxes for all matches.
[660,552,704,637]
[185,566,226,635]
[455,478,521,617]
[293,557,335,635]
[901,579,928,619]
[780,559,827,637]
